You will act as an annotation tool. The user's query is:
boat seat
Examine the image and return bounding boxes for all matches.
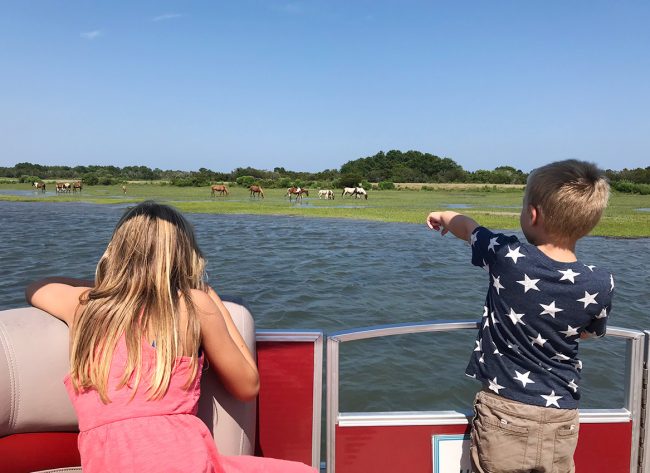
[0,299,257,472]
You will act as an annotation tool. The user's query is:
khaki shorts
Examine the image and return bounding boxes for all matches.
[470,389,580,473]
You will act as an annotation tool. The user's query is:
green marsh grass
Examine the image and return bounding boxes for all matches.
[2,183,649,237]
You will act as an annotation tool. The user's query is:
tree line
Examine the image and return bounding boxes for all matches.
[2,150,648,193]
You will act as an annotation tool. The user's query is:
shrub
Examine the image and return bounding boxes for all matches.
[236,176,256,187]
[611,181,650,195]
[170,175,210,187]
[338,173,364,188]
[378,181,395,190]
[82,173,99,185]
[19,175,41,183]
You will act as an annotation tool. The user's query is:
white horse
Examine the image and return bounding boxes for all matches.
[342,187,367,199]
[354,187,368,200]
[318,189,334,200]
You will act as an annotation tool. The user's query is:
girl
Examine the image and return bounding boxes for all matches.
[26,201,315,473]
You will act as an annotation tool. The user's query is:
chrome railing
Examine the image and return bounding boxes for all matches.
[326,321,646,473]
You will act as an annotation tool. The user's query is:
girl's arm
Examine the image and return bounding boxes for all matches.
[25,277,94,327]
[205,287,258,371]
[193,289,260,401]
[426,211,479,242]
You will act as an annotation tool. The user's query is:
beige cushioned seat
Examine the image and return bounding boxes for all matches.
[0,300,257,472]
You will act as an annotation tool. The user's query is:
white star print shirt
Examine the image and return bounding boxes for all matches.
[466,227,614,409]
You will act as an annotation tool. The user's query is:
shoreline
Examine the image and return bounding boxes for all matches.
[3,191,650,239]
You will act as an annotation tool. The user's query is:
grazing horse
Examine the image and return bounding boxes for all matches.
[56,182,71,193]
[211,184,229,197]
[342,187,357,198]
[249,185,264,198]
[287,187,308,202]
[318,189,334,200]
[342,187,368,199]
[55,182,65,193]
[33,181,46,192]
[72,181,82,193]
[354,187,368,200]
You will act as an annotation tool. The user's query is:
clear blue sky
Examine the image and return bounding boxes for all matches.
[1,1,648,172]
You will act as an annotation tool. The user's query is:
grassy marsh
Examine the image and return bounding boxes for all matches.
[1,183,649,237]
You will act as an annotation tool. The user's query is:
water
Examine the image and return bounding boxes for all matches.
[1,201,648,412]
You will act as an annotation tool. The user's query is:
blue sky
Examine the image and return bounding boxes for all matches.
[1,1,648,172]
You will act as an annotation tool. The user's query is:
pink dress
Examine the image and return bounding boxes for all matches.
[64,338,316,473]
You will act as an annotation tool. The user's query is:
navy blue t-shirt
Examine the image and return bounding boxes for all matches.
[465,227,614,409]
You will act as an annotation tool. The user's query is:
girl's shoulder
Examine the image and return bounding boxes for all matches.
[180,289,220,322]
[187,289,214,310]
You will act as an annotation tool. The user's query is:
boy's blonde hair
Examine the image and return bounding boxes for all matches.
[70,201,206,403]
[524,159,610,241]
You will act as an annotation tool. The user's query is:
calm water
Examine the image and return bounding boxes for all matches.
[1,201,649,411]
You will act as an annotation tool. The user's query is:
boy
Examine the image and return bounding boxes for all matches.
[426,160,613,473]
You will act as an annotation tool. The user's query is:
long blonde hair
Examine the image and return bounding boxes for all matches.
[70,201,206,402]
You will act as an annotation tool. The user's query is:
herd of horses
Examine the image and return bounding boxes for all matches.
[211,185,350,201]
[32,181,368,201]
[32,181,83,193]
[285,186,366,201]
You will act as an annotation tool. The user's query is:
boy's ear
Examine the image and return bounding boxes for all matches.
[529,205,539,226]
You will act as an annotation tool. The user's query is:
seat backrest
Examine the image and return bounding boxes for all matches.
[0,301,256,456]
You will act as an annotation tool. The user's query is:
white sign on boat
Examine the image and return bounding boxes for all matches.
[432,434,471,473]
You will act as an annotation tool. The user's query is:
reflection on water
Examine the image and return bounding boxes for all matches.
[1,201,649,411]
[0,189,58,197]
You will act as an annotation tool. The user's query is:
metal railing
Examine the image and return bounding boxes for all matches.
[326,321,646,473]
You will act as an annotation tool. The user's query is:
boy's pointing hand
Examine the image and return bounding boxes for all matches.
[426,212,449,236]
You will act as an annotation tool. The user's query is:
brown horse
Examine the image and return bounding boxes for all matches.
[287,187,309,202]
[249,185,264,198]
[72,181,82,193]
[33,181,46,192]
[211,184,229,197]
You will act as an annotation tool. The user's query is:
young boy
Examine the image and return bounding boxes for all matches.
[426,160,613,473]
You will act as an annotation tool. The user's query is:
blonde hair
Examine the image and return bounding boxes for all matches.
[70,201,206,402]
[524,159,610,241]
